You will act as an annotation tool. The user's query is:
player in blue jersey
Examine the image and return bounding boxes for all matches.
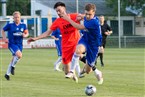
[51,28,62,71]
[61,3,103,84]
[1,11,29,80]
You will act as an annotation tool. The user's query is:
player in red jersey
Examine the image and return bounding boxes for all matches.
[27,2,83,81]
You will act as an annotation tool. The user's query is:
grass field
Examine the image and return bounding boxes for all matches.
[0,48,144,97]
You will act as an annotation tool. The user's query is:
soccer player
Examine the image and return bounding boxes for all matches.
[1,11,29,80]
[61,3,103,84]
[98,15,112,67]
[51,28,62,71]
[27,2,83,81]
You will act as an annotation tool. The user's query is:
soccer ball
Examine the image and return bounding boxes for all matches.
[85,85,97,96]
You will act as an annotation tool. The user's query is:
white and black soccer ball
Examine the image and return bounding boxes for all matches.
[85,85,97,96]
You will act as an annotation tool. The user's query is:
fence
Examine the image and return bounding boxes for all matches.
[106,36,145,48]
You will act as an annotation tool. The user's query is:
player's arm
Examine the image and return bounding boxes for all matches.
[106,24,113,35]
[1,29,8,43]
[27,29,53,44]
[62,14,85,30]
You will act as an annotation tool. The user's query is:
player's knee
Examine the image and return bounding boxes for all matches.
[75,48,85,55]
[75,45,85,54]
[17,53,22,59]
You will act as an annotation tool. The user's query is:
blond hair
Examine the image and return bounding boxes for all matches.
[13,11,21,16]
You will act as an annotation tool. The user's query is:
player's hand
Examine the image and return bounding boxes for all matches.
[61,13,69,21]
[27,37,36,44]
[23,33,29,38]
[105,32,110,35]
[55,38,59,40]
[76,14,84,21]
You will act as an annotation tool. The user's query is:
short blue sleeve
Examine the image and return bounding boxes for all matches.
[3,23,10,31]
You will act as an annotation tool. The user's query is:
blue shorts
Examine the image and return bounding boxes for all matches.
[78,38,99,67]
[8,43,23,56]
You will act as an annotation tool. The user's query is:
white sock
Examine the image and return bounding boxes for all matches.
[54,56,62,69]
[94,68,101,76]
[6,63,12,75]
[11,56,19,67]
[75,63,81,76]
[70,53,80,73]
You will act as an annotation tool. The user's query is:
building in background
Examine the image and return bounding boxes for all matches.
[0,0,145,48]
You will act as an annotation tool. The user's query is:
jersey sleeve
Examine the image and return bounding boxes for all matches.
[70,13,80,23]
[50,19,59,31]
[84,19,99,30]
[3,23,10,31]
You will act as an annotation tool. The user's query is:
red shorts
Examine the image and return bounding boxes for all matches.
[62,46,76,65]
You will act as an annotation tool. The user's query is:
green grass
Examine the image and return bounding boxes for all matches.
[0,48,144,97]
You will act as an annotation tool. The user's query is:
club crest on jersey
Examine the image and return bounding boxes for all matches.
[16,28,19,30]
[21,28,24,32]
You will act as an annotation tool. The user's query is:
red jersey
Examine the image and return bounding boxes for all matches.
[50,13,80,64]
[50,13,80,48]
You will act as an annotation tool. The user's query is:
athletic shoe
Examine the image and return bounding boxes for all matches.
[72,74,78,83]
[78,74,85,78]
[4,74,10,80]
[65,72,74,78]
[11,66,15,75]
[97,71,103,85]
[65,72,78,83]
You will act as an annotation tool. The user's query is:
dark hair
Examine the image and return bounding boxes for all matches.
[85,3,96,12]
[54,2,66,9]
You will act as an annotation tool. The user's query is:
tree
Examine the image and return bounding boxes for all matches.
[0,0,30,16]
[105,0,145,17]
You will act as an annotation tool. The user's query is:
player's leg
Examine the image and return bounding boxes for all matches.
[4,44,22,80]
[78,54,86,78]
[5,57,14,80]
[86,47,103,85]
[54,56,62,71]
[79,54,86,64]
[54,42,62,71]
[63,62,71,75]
[11,50,22,75]
[98,46,104,67]
[65,44,85,78]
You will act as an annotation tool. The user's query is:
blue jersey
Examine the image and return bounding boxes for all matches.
[3,22,27,44]
[82,16,102,47]
[78,16,102,66]
[51,28,62,41]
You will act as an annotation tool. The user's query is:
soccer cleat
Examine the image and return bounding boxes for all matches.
[72,74,78,83]
[97,71,103,85]
[4,74,10,80]
[98,78,103,85]
[65,72,78,83]
[78,74,85,78]
[65,72,74,78]
[11,66,15,75]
